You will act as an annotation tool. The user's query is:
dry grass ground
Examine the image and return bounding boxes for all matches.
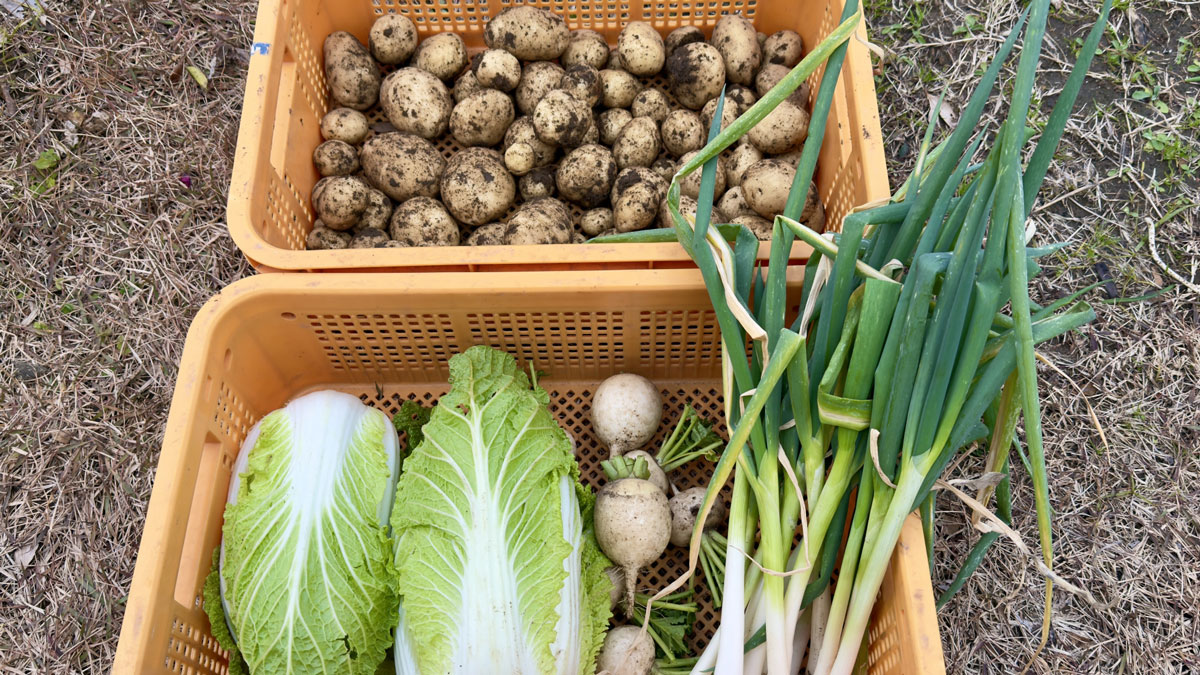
[0,1,1195,673]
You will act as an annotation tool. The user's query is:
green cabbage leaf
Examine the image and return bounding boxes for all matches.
[390,346,611,674]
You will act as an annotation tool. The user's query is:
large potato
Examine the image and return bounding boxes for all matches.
[533,90,593,147]
[612,116,660,169]
[516,61,565,115]
[312,140,359,177]
[617,22,666,77]
[323,32,381,110]
[360,133,446,202]
[742,159,815,219]
[717,185,755,218]
[661,109,704,157]
[666,42,725,110]
[562,29,609,69]
[320,108,369,145]
[380,68,452,139]
[505,198,572,244]
[598,69,642,109]
[316,176,370,230]
[560,64,603,107]
[440,150,516,226]
[369,14,418,65]
[413,33,468,81]
[712,14,761,86]
[484,6,569,61]
[630,89,670,123]
[450,89,515,147]
[598,108,633,146]
[747,100,809,154]
[557,144,618,208]
[389,197,460,246]
[611,167,668,232]
[763,30,803,67]
[725,141,763,187]
[472,49,522,91]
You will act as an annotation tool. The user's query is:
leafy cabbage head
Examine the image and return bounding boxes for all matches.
[216,390,400,674]
[390,346,612,674]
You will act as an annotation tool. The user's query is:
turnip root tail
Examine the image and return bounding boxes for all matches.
[623,564,639,618]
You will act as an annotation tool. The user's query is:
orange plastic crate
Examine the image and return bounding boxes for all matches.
[226,0,888,272]
[113,271,943,674]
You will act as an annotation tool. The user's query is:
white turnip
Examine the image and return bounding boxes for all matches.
[597,625,655,675]
[594,476,671,614]
[591,373,663,456]
[622,450,669,494]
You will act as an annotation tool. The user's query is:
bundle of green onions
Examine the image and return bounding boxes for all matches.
[606,0,1112,672]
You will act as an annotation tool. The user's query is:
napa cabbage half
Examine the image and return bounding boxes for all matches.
[211,390,401,674]
[389,346,611,674]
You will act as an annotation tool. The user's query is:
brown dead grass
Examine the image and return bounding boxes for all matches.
[0,0,1196,673]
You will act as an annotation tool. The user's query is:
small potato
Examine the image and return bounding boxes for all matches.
[724,142,763,187]
[466,221,508,246]
[757,32,768,46]
[557,144,618,208]
[726,83,758,114]
[320,108,370,144]
[660,109,704,157]
[533,90,593,147]
[470,49,521,92]
[323,32,381,111]
[453,70,484,103]
[660,194,726,229]
[505,198,572,244]
[389,197,460,246]
[717,185,755,218]
[598,108,633,146]
[560,64,603,106]
[764,30,803,67]
[606,50,623,70]
[413,33,468,81]
[316,176,370,230]
[504,143,535,176]
[599,69,642,109]
[666,42,725,110]
[613,117,660,169]
[450,89,515,147]
[520,166,557,200]
[650,156,676,182]
[312,140,360,176]
[503,117,557,168]
[747,99,809,154]
[484,6,569,61]
[369,14,418,65]
[611,167,668,232]
[572,231,587,244]
[306,224,351,250]
[360,133,445,202]
[562,29,610,69]
[617,22,666,77]
[349,227,390,248]
[732,213,774,240]
[440,150,516,226]
[741,158,799,219]
[677,149,726,199]
[701,96,738,134]
[380,68,452,139]
[580,207,613,236]
[359,188,394,230]
[773,149,804,167]
[664,26,705,57]
[516,61,565,115]
[630,89,670,123]
[712,14,761,86]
